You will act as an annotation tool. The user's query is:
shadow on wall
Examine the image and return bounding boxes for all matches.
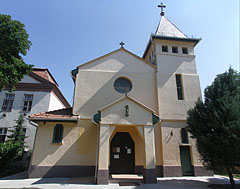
[74,53,163,117]
[29,123,97,178]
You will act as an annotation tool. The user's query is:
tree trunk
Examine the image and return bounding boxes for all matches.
[227,167,235,189]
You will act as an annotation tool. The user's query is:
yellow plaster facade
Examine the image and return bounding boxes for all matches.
[29,13,213,183]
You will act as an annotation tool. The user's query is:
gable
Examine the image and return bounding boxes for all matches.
[79,48,155,73]
[19,75,41,84]
[98,96,159,126]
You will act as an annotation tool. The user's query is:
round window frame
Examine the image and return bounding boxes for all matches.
[114,77,132,94]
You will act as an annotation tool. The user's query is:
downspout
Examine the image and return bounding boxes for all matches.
[92,111,101,184]
[92,118,100,184]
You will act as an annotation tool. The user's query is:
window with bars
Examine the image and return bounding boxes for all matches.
[23,94,33,112]
[1,94,15,112]
[0,128,8,143]
[175,74,184,100]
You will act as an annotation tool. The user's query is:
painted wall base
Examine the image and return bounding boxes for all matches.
[97,169,109,185]
[156,165,164,177]
[29,165,95,178]
[134,165,144,174]
[143,168,157,183]
[194,166,213,176]
[163,166,182,177]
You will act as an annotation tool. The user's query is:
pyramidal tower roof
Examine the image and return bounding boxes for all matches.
[142,3,201,59]
[155,16,187,38]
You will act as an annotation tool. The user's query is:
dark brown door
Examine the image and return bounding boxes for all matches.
[110,132,135,174]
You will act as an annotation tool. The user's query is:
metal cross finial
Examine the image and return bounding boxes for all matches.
[158,2,166,16]
[120,41,125,48]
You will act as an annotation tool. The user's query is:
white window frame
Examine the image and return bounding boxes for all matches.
[1,93,15,112]
[23,94,34,112]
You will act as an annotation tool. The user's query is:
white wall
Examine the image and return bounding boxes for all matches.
[48,92,66,111]
[0,90,51,149]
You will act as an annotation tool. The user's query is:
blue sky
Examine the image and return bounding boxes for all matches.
[1,0,239,104]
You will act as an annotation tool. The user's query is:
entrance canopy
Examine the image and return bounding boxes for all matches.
[93,95,159,126]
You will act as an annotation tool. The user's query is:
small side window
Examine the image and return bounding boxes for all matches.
[172,46,178,53]
[52,124,64,143]
[182,47,188,54]
[162,45,168,52]
[181,128,189,144]
[175,74,184,100]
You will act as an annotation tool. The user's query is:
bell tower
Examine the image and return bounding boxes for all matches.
[143,3,202,120]
[142,3,204,177]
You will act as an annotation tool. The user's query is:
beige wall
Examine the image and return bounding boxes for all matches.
[161,121,202,166]
[31,119,97,166]
[154,40,201,120]
[73,49,157,119]
[101,98,153,126]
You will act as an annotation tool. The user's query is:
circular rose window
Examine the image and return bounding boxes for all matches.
[114,78,132,94]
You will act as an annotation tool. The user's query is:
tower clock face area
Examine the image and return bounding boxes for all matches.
[114,77,132,94]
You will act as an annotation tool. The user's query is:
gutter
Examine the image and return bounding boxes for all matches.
[70,68,78,83]
[28,117,79,122]
[28,120,38,127]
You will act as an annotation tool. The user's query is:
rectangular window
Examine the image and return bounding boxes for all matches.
[162,45,168,52]
[23,94,33,112]
[1,94,15,112]
[182,47,188,54]
[0,128,8,143]
[175,74,184,100]
[172,46,178,53]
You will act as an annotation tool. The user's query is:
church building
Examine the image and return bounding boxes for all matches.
[28,4,212,184]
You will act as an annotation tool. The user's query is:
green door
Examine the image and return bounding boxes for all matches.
[180,146,194,176]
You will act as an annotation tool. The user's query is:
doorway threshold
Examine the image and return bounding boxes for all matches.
[109,174,143,184]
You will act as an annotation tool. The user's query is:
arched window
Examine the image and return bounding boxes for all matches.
[52,124,64,143]
[181,128,189,144]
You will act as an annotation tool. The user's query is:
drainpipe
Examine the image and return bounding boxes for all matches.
[92,118,100,184]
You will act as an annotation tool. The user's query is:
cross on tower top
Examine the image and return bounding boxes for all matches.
[158,2,166,16]
[120,41,125,48]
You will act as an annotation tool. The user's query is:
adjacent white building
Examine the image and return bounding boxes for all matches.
[0,68,70,149]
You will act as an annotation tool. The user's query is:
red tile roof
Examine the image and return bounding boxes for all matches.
[32,68,58,86]
[29,108,78,121]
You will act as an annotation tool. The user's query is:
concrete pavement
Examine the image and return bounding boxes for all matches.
[0,172,239,189]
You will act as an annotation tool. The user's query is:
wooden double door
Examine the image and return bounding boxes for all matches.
[110,132,135,174]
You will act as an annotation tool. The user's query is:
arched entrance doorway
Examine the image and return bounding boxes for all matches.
[110,132,135,174]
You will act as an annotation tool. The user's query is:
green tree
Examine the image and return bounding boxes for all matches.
[7,114,27,146]
[187,68,240,189]
[0,14,33,91]
[0,141,23,170]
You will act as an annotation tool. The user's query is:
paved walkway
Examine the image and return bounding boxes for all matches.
[0,172,239,189]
